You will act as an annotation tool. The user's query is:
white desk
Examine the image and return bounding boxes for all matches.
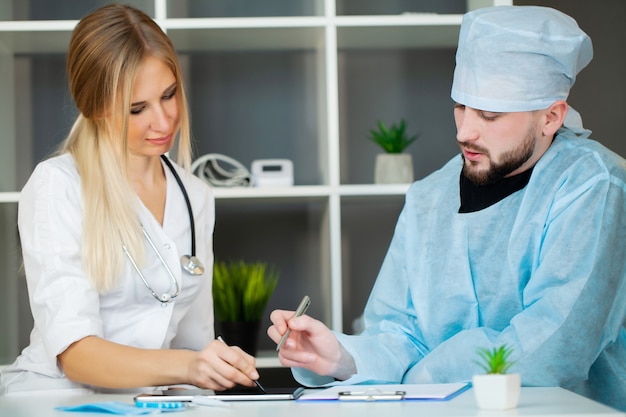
[0,387,623,417]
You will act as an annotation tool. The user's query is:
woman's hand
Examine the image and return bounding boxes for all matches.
[188,339,259,390]
[268,309,356,380]
[59,336,260,390]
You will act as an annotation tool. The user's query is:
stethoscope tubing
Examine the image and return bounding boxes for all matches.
[161,155,196,257]
[123,227,181,303]
[122,155,203,304]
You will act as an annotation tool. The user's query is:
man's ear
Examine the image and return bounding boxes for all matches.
[542,100,568,137]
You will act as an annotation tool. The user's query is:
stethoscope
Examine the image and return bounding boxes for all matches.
[122,155,205,304]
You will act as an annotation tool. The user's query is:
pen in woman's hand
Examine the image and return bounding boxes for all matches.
[217,336,266,393]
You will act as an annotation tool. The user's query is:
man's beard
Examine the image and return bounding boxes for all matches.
[461,130,536,186]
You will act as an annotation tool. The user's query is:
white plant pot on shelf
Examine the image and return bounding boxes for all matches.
[472,373,521,410]
[374,153,414,184]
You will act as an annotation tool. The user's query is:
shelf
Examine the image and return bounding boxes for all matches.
[214,184,410,199]
[165,17,327,52]
[0,17,460,54]
[163,16,327,29]
[0,192,19,203]
[339,184,410,197]
[213,185,331,200]
[0,185,410,203]
[336,15,462,49]
[0,21,74,54]
[164,0,324,19]
[0,0,510,368]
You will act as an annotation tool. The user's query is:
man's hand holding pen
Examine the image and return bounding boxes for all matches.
[267,296,357,381]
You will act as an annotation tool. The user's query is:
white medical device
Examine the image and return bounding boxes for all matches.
[251,159,294,187]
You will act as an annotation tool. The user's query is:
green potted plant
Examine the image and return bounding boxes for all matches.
[472,345,521,410]
[213,259,279,356]
[368,119,420,184]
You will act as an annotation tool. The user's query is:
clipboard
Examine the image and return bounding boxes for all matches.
[338,389,406,401]
[297,382,470,402]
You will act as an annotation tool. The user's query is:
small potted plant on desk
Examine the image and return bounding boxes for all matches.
[472,345,521,410]
[213,259,279,356]
[368,119,419,184]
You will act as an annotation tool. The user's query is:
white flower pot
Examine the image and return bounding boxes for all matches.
[472,373,521,410]
[374,153,414,184]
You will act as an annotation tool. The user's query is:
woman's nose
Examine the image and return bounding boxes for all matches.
[151,105,173,132]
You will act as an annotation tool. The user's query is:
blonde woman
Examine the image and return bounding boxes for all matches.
[0,4,259,394]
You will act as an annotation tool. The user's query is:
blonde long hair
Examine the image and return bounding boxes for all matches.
[61,4,192,291]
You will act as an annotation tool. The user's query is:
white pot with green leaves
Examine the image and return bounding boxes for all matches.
[368,119,419,184]
[213,259,279,356]
[472,345,521,410]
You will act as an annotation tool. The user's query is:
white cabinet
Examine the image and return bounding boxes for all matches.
[0,0,509,363]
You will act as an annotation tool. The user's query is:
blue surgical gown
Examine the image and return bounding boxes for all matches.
[295,128,626,411]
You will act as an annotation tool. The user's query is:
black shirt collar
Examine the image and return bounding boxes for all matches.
[458,168,533,213]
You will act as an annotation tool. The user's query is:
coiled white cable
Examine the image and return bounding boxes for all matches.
[191,153,252,187]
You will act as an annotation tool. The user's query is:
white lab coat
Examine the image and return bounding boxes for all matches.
[0,153,215,394]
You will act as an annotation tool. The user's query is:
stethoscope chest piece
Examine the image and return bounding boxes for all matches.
[181,254,205,276]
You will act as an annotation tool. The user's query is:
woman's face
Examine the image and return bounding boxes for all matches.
[126,56,180,159]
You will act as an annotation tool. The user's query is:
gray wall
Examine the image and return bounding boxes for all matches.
[516,0,626,158]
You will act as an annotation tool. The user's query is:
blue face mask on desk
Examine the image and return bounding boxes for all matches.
[55,400,184,415]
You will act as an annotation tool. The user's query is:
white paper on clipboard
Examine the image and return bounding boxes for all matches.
[297,382,470,402]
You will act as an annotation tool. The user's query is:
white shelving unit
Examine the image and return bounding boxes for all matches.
[0,0,509,365]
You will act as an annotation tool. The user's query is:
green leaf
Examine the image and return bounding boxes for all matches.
[474,345,515,374]
[213,259,279,322]
[367,119,420,153]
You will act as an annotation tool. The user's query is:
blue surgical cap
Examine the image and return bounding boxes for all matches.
[451,6,593,112]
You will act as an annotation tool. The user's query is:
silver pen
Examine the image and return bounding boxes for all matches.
[276,295,311,351]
